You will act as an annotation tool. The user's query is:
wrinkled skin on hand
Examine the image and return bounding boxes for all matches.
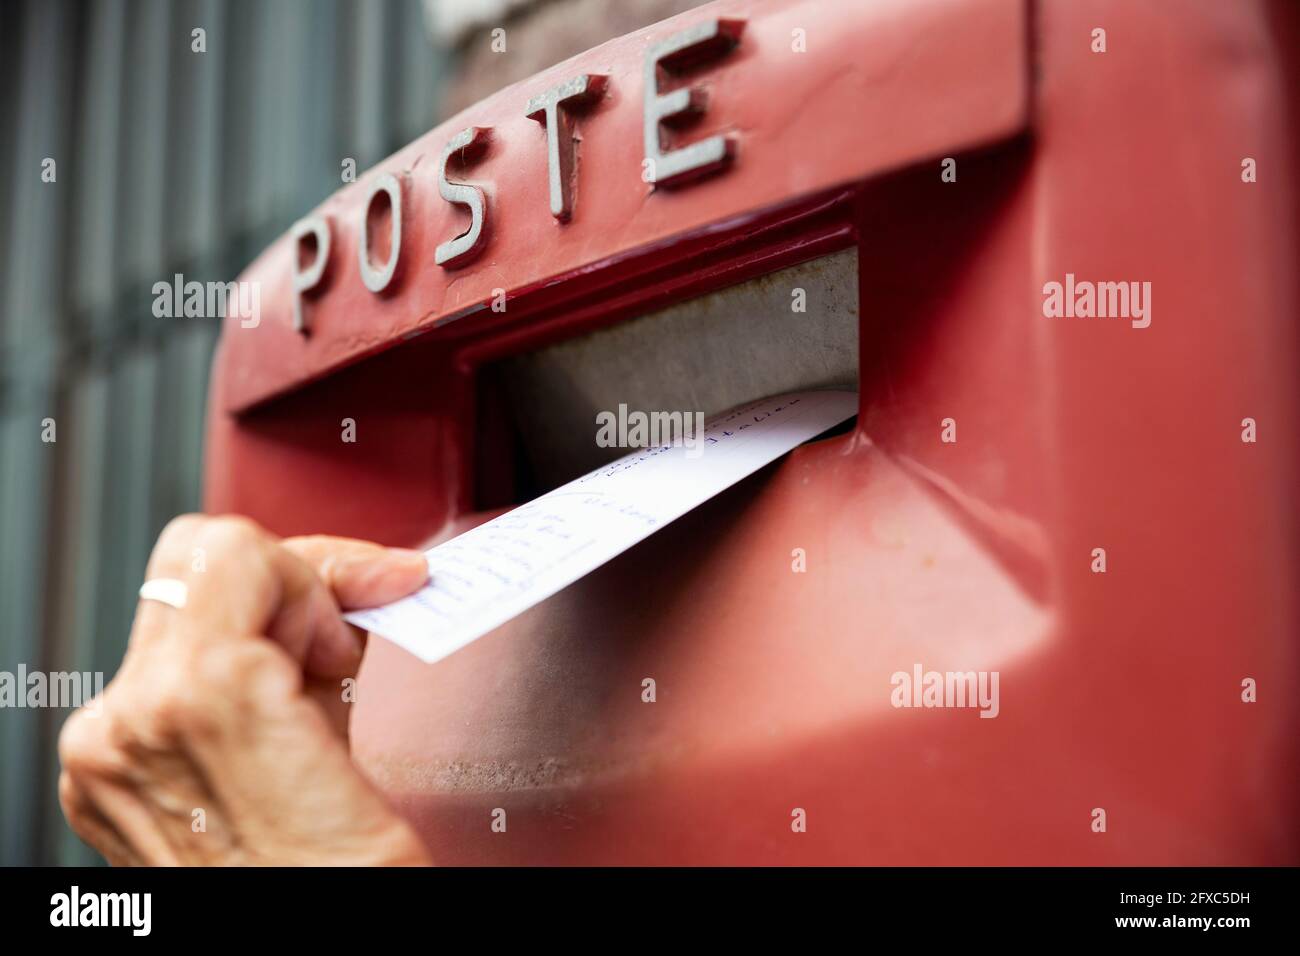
[58,514,433,866]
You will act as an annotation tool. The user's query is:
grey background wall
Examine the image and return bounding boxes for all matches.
[0,0,446,866]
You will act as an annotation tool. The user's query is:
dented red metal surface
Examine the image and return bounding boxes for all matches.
[204,0,1300,864]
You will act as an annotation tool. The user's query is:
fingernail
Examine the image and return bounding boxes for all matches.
[383,548,428,571]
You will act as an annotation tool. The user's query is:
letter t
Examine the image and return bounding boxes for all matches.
[526,74,608,220]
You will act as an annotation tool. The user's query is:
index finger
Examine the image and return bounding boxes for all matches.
[135,515,364,679]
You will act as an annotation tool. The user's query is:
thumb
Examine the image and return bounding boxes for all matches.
[281,535,429,610]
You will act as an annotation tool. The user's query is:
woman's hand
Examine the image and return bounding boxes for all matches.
[57,514,432,866]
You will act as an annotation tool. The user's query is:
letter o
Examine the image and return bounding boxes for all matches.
[358,172,403,292]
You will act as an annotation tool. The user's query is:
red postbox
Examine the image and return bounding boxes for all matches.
[204,0,1299,864]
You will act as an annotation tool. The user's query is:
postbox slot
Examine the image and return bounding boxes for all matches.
[474,248,859,508]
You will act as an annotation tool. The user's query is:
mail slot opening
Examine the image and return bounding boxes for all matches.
[474,247,860,509]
